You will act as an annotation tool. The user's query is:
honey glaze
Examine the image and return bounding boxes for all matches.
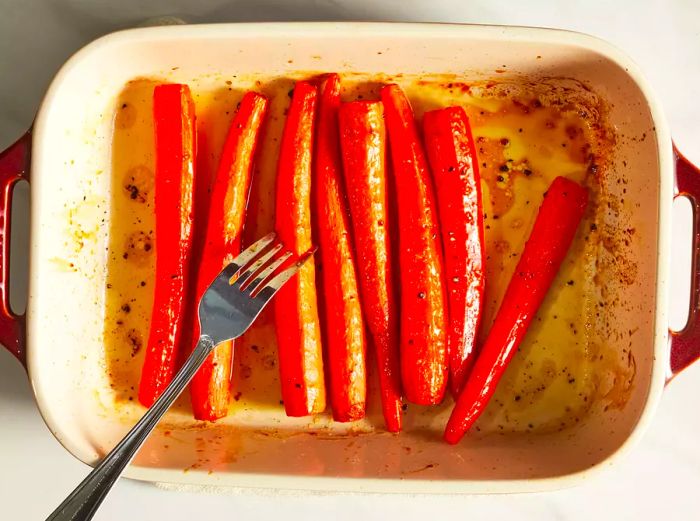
[105,73,625,436]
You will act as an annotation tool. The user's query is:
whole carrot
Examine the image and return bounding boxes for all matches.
[381,84,448,406]
[315,74,367,422]
[338,100,402,431]
[139,84,197,407]
[423,107,485,396]
[275,81,326,417]
[444,176,588,444]
[189,92,268,421]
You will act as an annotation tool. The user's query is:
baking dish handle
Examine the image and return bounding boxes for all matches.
[0,131,30,367]
[670,145,700,377]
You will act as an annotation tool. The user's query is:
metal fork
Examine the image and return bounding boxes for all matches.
[47,233,311,521]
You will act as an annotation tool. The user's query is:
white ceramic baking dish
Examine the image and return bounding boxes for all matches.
[1,22,699,494]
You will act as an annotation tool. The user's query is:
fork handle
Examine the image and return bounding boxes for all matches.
[46,335,216,521]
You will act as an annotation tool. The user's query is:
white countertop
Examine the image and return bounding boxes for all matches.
[1,1,699,519]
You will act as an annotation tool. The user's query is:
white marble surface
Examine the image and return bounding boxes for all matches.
[1,1,700,519]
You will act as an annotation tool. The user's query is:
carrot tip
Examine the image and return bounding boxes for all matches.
[386,424,401,434]
[443,431,461,445]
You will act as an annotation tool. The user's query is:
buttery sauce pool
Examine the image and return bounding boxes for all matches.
[105,73,619,435]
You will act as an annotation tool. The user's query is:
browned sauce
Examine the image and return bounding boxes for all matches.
[105,73,625,434]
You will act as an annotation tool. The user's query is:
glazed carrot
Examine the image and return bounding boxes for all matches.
[315,74,367,422]
[444,177,588,444]
[423,107,485,396]
[338,100,403,431]
[139,84,197,407]
[381,84,448,406]
[275,81,326,417]
[189,92,268,421]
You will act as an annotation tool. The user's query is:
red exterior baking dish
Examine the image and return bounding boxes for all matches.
[0,22,699,492]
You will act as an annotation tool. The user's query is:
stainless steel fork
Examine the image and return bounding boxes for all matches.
[47,232,311,521]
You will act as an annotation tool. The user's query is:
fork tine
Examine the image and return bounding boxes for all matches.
[246,250,293,295]
[199,239,316,347]
[255,248,317,302]
[217,232,277,281]
[234,242,283,289]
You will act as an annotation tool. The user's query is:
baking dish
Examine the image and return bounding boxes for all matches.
[1,22,699,493]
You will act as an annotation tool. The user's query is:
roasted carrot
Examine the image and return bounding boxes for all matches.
[275,81,326,416]
[423,107,485,396]
[444,176,588,444]
[338,100,403,431]
[381,84,448,406]
[315,74,367,422]
[139,84,197,407]
[189,92,268,421]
